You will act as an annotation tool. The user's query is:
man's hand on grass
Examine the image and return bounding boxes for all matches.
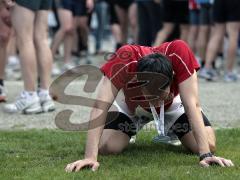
[65,159,100,172]
[200,156,234,167]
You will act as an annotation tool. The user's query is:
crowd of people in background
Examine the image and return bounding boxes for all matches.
[0,0,240,115]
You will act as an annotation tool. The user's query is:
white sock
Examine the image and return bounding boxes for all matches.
[23,91,38,99]
[38,88,49,97]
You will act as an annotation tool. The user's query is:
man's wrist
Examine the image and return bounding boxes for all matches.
[84,152,98,161]
[199,152,213,161]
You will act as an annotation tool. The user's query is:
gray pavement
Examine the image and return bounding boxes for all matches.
[1,54,240,131]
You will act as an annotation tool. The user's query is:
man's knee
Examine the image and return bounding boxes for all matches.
[99,143,124,155]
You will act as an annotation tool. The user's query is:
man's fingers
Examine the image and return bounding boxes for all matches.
[210,157,225,167]
[91,162,100,172]
[75,162,85,172]
[229,160,234,166]
[69,162,78,172]
[199,160,209,167]
[221,159,234,167]
[65,163,73,172]
[65,160,99,172]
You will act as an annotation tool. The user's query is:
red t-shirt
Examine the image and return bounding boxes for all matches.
[100,40,200,113]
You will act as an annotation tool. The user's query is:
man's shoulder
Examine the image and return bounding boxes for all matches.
[163,40,189,55]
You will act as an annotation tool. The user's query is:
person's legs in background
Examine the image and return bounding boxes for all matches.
[0,5,11,102]
[204,23,225,78]
[94,0,107,54]
[6,31,20,74]
[11,4,37,92]
[225,22,240,81]
[109,2,122,50]
[128,2,138,44]
[188,9,199,53]
[200,0,240,82]
[197,2,220,80]
[154,0,189,46]
[114,2,129,44]
[5,2,42,113]
[154,23,175,46]
[51,0,75,70]
[34,9,55,112]
[223,0,240,82]
[4,0,54,114]
[74,0,93,64]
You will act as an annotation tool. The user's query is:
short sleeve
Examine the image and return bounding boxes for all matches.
[166,40,200,84]
[100,45,137,90]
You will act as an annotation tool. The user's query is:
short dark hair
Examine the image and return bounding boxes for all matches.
[137,53,173,89]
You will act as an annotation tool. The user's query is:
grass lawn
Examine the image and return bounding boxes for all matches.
[0,129,240,180]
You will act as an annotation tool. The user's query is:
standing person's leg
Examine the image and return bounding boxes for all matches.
[178,0,189,43]
[74,0,91,64]
[7,30,20,71]
[106,1,123,50]
[34,11,52,91]
[115,4,128,44]
[188,10,199,52]
[128,2,138,43]
[0,16,11,102]
[154,0,175,46]
[4,1,42,114]
[204,24,225,70]
[180,24,189,42]
[204,0,226,72]
[11,4,37,92]
[34,6,55,112]
[222,0,240,81]
[94,1,107,54]
[51,0,74,64]
[51,9,74,58]
[225,22,240,73]
[197,25,210,65]
[154,23,174,46]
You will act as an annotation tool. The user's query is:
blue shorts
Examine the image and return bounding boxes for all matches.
[189,9,200,25]
[16,0,52,11]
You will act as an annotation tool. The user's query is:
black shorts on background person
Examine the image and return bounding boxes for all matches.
[15,0,52,11]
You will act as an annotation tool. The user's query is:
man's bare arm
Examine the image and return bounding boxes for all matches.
[179,71,210,154]
[65,76,119,172]
[85,76,118,160]
[179,71,234,167]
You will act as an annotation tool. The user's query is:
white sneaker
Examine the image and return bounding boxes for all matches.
[198,68,218,81]
[4,91,42,114]
[62,63,76,72]
[52,63,61,76]
[0,85,7,102]
[39,93,55,112]
[7,56,20,71]
[224,72,238,82]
